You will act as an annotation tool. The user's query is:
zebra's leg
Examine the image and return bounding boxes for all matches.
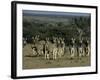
[70,49,74,59]
[53,51,55,60]
[58,52,62,58]
[55,50,57,59]
[86,50,89,56]
[37,50,40,56]
[85,47,88,56]
[45,51,47,59]
[79,52,82,58]
[54,53,56,60]
[82,49,85,57]
[87,47,90,56]
[78,49,81,60]
[85,47,89,56]
[47,54,49,60]
[41,50,44,55]
[53,49,57,60]
[45,51,49,60]
[60,48,64,57]
[70,50,72,59]
[62,48,65,56]
[58,50,61,58]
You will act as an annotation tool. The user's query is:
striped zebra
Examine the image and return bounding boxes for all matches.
[23,37,27,47]
[85,39,90,56]
[32,35,45,56]
[78,38,85,58]
[45,37,58,60]
[57,37,65,58]
[70,38,76,59]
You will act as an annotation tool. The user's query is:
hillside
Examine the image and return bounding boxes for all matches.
[23,13,91,45]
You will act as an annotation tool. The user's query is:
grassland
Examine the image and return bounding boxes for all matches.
[23,44,90,69]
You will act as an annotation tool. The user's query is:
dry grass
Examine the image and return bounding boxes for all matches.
[23,44,90,69]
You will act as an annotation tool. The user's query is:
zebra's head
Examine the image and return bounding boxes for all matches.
[71,38,75,44]
[35,35,40,41]
[57,38,60,44]
[53,37,57,43]
[46,37,49,43]
[61,38,65,43]
[79,38,83,44]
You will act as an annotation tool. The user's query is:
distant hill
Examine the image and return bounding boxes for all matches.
[23,10,90,18]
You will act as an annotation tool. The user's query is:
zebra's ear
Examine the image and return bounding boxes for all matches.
[71,38,73,41]
[62,38,65,41]
[71,38,75,41]
[32,36,34,40]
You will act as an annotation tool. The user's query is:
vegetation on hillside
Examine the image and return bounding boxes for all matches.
[23,15,91,45]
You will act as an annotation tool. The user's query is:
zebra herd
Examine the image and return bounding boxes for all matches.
[23,35,90,60]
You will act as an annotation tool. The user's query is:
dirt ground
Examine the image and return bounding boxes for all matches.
[23,44,91,69]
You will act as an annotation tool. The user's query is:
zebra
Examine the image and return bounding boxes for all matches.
[84,39,90,56]
[31,45,37,56]
[57,37,65,58]
[78,38,85,58]
[23,37,27,48]
[32,35,45,56]
[45,37,58,60]
[70,38,76,59]
[60,38,65,56]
